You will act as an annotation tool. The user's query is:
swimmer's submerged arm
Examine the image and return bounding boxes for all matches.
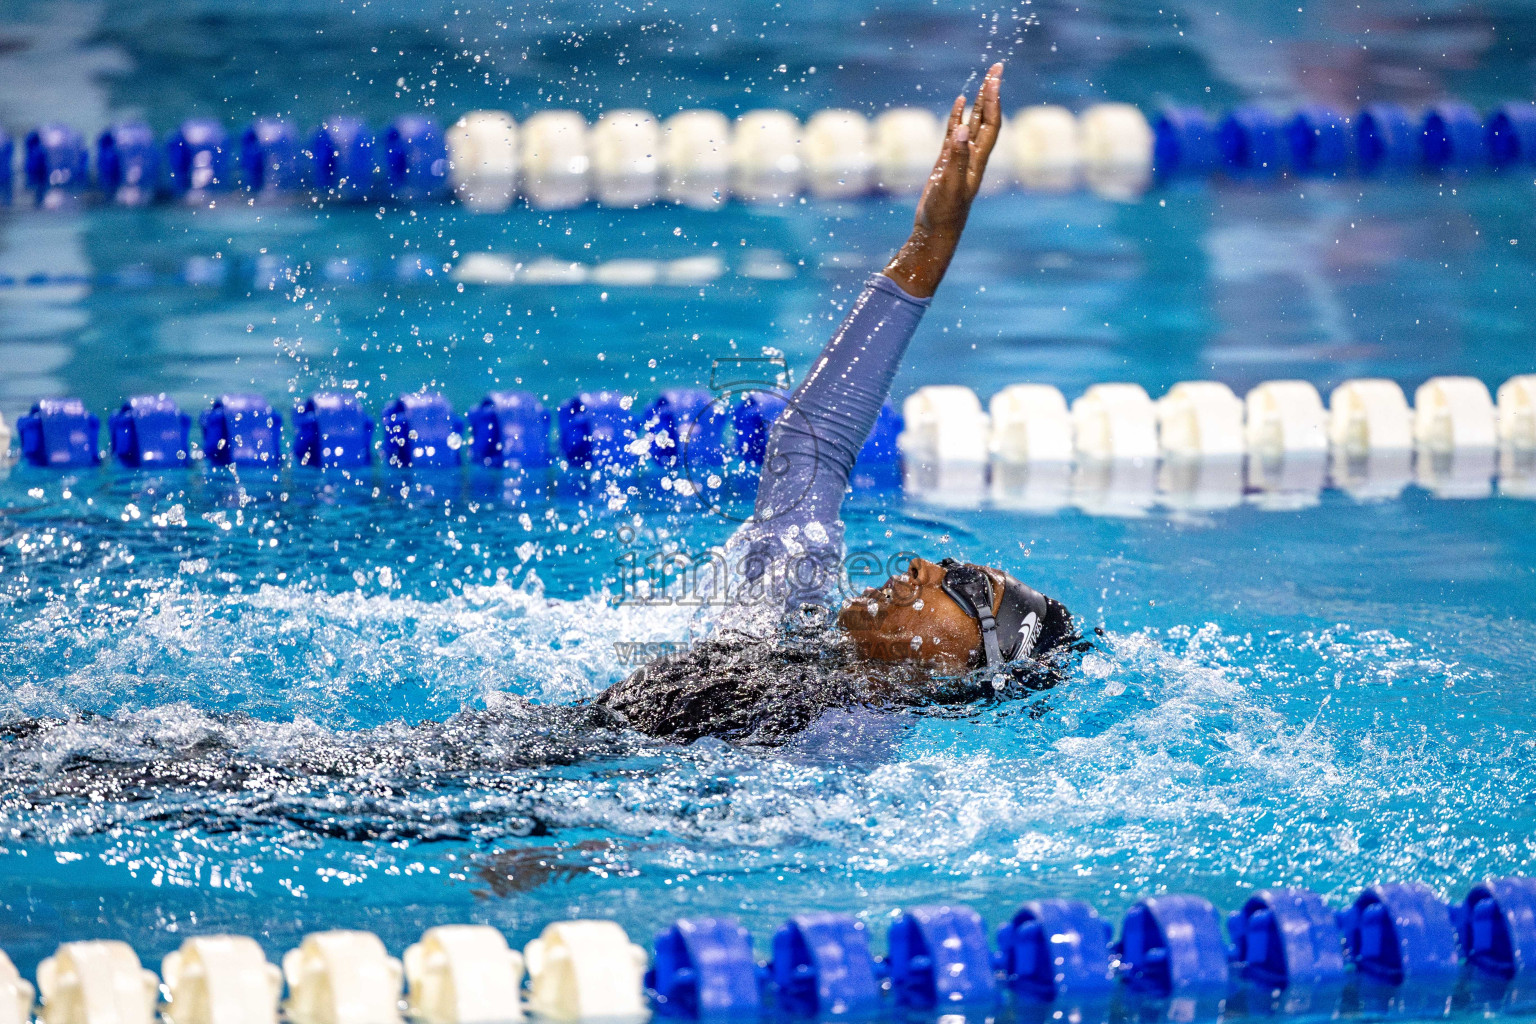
[752,64,1004,528]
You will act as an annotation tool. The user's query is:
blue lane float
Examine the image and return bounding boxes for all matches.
[995,898,1113,1001]
[166,118,230,196]
[310,117,375,201]
[293,393,373,469]
[1228,888,1346,989]
[769,913,880,1016]
[1153,106,1221,177]
[109,394,190,468]
[1218,105,1283,175]
[859,402,901,464]
[1115,894,1230,995]
[644,388,729,469]
[385,115,447,200]
[1487,103,1536,167]
[467,391,551,470]
[1285,106,1350,175]
[559,391,641,470]
[648,917,762,1017]
[240,118,301,193]
[730,391,788,464]
[17,397,100,468]
[201,394,282,467]
[97,121,159,205]
[1337,882,1460,985]
[1456,876,1536,981]
[1357,103,1418,174]
[8,388,897,482]
[24,124,88,202]
[1421,102,1485,170]
[381,392,463,468]
[887,904,995,1008]
[849,401,903,490]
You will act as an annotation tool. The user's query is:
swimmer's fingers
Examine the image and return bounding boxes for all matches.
[944,93,966,143]
[965,70,987,141]
[927,95,966,184]
[967,63,1004,194]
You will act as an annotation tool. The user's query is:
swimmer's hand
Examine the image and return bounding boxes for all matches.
[883,62,1004,298]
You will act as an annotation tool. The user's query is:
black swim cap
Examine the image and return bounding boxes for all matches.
[939,559,1074,669]
[994,573,1074,662]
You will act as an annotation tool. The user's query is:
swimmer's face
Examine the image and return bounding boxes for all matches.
[836,557,1002,671]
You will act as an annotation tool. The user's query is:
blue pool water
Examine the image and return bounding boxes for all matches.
[2,0,1536,1010]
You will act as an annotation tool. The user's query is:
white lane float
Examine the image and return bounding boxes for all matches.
[404,926,525,1024]
[1078,102,1153,200]
[591,259,662,287]
[1328,378,1413,454]
[1414,376,1497,451]
[902,385,991,462]
[0,411,11,469]
[161,936,282,1024]
[731,109,802,201]
[663,255,726,286]
[1156,381,1246,459]
[661,110,732,208]
[1156,382,1245,509]
[591,110,661,206]
[1244,380,1328,457]
[1327,379,1414,500]
[872,108,943,194]
[520,110,590,209]
[282,931,403,1024]
[1497,374,1536,450]
[1071,383,1159,462]
[1413,376,1497,498]
[37,941,158,1024]
[523,921,649,1023]
[453,253,519,285]
[988,384,1074,464]
[1245,377,1327,499]
[519,259,589,285]
[900,385,990,503]
[1011,105,1080,191]
[0,950,33,1024]
[1498,374,1536,499]
[802,109,873,198]
[446,111,518,212]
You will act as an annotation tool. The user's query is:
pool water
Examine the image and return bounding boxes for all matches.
[2,0,1536,1011]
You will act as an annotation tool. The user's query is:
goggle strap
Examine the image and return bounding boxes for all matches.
[940,559,1004,669]
[977,609,1003,668]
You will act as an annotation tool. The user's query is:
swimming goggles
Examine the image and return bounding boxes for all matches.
[938,558,1007,668]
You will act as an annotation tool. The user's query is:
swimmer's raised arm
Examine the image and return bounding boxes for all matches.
[883,62,1005,298]
[744,64,1004,606]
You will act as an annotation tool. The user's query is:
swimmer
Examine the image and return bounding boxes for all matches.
[599,63,1083,744]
